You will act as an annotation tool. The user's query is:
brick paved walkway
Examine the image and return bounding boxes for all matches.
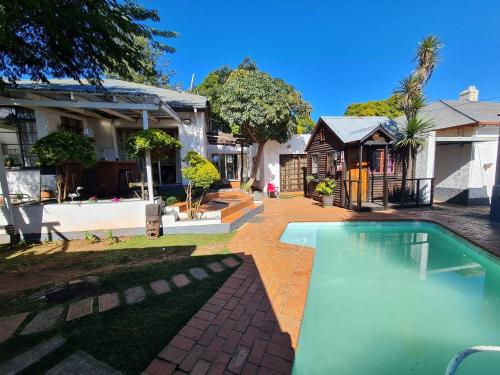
[145,198,500,374]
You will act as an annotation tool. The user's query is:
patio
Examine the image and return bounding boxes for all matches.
[144,197,500,374]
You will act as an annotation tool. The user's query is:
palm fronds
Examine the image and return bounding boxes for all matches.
[414,35,443,85]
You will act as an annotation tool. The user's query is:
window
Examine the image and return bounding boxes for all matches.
[0,107,38,167]
[211,154,243,180]
[371,149,395,174]
[60,116,83,135]
[326,151,337,177]
[319,128,325,143]
[310,154,318,176]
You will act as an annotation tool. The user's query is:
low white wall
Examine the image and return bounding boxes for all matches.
[258,135,310,192]
[5,169,41,200]
[0,199,153,242]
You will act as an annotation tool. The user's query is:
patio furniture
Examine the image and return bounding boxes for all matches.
[267,183,279,198]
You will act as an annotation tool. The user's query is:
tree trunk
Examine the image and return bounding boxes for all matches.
[246,142,265,187]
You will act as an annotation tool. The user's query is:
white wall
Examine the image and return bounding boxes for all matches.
[5,169,41,200]
[0,199,153,242]
[258,134,310,192]
[414,132,436,202]
[178,110,208,183]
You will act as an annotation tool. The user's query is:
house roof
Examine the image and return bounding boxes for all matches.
[395,100,500,130]
[320,116,396,143]
[10,79,208,110]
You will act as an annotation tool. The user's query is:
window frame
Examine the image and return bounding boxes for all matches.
[310,153,319,177]
[371,149,395,175]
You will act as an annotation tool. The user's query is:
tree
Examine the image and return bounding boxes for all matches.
[219,66,311,185]
[32,131,96,203]
[393,35,443,201]
[106,36,175,87]
[344,95,403,118]
[296,117,315,134]
[181,151,220,219]
[0,0,177,88]
[127,129,180,199]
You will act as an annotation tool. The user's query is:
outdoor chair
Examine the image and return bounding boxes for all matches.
[266,182,279,198]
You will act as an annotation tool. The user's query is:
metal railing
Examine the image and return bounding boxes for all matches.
[445,346,500,375]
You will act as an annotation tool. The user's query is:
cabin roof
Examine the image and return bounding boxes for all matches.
[320,116,396,143]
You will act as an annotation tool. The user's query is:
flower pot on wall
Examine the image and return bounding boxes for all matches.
[41,190,53,201]
[322,195,334,207]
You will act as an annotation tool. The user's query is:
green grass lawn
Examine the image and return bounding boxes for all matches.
[0,254,238,374]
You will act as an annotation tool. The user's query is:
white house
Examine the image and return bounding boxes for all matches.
[415,86,500,205]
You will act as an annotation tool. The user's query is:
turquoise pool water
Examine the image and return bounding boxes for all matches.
[280,221,500,375]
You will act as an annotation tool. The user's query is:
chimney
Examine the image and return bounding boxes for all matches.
[459,85,479,102]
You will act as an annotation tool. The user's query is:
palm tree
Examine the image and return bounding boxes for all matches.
[394,35,442,202]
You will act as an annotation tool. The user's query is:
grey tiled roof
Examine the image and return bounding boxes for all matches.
[395,100,500,130]
[11,79,208,109]
[320,116,396,143]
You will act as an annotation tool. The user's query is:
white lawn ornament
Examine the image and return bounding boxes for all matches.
[68,186,84,201]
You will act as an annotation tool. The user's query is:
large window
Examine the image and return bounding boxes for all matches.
[326,151,337,177]
[371,149,395,174]
[60,116,83,135]
[0,107,38,167]
[211,154,245,181]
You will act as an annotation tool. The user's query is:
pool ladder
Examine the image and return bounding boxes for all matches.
[445,346,500,375]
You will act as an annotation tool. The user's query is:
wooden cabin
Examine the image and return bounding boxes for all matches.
[305,116,433,211]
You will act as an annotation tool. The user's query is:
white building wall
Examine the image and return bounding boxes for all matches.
[414,132,436,203]
[468,126,499,199]
[258,134,310,192]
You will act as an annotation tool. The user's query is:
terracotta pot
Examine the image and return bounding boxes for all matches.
[41,190,53,201]
[322,195,334,207]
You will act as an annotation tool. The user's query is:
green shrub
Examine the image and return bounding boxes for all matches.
[126,129,180,159]
[105,230,119,245]
[84,231,99,244]
[165,196,180,206]
[315,178,336,196]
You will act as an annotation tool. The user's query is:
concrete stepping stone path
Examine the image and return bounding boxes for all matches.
[66,297,94,321]
[171,274,191,288]
[98,293,120,312]
[46,351,122,375]
[222,256,240,268]
[206,261,224,273]
[0,335,66,375]
[150,279,171,295]
[124,286,146,305]
[21,306,65,336]
[189,267,209,281]
[0,312,28,344]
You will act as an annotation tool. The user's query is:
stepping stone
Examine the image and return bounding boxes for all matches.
[171,274,191,288]
[189,267,209,281]
[21,306,64,335]
[46,351,122,375]
[0,335,66,375]
[222,257,240,268]
[66,297,94,321]
[206,262,224,273]
[0,312,29,344]
[124,286,145,305]
[150,279,171,295]
[98,293,120,312]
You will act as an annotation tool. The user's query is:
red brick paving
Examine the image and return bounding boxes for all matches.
[145,198,500,374]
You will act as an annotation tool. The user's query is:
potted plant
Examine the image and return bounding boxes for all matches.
[315,178,336,207]
[40,185,53,201]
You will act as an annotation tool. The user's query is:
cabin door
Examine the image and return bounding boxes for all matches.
[347,148,369,204]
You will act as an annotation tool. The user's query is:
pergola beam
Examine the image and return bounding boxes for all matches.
[0,97,158,111]
[99,109,136,123]
[64,107,106,119]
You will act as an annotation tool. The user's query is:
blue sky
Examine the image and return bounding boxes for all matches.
[146,0,500,120]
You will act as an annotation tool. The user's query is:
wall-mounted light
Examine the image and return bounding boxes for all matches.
[182,119,192,125]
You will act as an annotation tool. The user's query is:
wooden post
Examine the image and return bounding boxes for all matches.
[357,144,362,211]
[142,110,154,202]
[383,144,388,210]
[430,178,435,206]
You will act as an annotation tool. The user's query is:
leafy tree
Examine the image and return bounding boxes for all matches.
[393,35,443,201]
[181,151,220,219]
[32,131,96,203]
[296,117,315,134]
[0,0,177,88]
[219,66,311,185]
[106,36,175,87]
[344,95,403,118]
[127,129,181,199]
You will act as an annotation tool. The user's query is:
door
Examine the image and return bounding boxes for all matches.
[347,148,369,203]
[280,154,307,192]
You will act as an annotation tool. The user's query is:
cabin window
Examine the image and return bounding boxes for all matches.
[371,149,395,174]
[326,151,337,177]
[310,154,318,176]
[319,128,325,143]
[60,116,83,135]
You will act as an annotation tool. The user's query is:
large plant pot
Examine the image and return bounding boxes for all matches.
[322,195,334,207]
[41,190,53,201]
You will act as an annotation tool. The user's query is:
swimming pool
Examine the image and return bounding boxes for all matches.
[280,221,500,375]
